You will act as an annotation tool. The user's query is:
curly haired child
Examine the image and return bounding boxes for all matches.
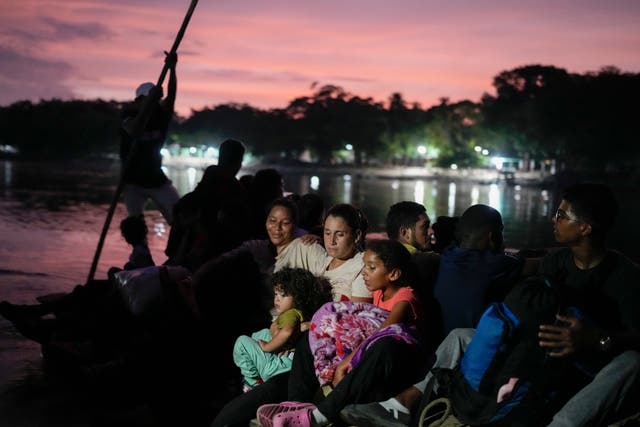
[232,267,332,392]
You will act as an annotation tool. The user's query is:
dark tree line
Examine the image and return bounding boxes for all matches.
[1,65,638,175]
[0,99,123,158]
[482,65,639,172]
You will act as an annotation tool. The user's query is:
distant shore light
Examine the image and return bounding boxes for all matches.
[310,176,320,190]
[491,156,504,170]
[187,167,197,187]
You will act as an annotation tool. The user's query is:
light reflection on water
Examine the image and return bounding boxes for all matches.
[1,159,638,304]
[270,170,638,265]
[282,173,558,250]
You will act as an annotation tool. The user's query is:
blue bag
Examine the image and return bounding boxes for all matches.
[437,276,567,426]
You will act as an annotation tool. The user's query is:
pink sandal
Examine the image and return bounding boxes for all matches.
[256,402,316,427]
[273,407,315,427]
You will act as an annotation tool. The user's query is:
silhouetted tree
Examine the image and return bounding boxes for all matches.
[0,99,122,159]
[482,64,640,173]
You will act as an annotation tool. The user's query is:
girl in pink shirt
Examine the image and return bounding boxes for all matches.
[258,239,426,427]
[366,239,422,328]
[308,239,423,387]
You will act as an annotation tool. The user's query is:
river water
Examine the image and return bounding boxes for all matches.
[0,159,637,425]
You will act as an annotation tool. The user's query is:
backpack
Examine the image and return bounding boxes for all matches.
[434,275,573,427]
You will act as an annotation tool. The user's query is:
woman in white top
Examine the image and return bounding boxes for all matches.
[274,203,372,304]
[211,203,374,427]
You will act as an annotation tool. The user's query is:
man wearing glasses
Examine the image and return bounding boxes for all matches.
[538,182,640,426]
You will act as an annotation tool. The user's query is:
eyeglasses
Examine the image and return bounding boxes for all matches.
[554,209,580,222]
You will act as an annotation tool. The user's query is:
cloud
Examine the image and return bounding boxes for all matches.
[1,17,114,48]
[41,16,115,41]
[326,75,374,83]
[0,45,75,105]
[1,0,639,115]
[200,67,312,83]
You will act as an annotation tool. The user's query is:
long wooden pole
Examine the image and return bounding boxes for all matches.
[155,0,199,89]
[86,0,199,283]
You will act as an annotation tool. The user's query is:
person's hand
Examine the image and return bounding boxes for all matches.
[331,358,350,387]
[258,339,268,351]
[164,51,178,68]
[277,349,292,358]
[538,314,598,357]
[300,321,311,332]
[299,234,321,246]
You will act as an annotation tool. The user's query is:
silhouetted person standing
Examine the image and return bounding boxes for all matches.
[120,52,180,224]
[164,139,251,270]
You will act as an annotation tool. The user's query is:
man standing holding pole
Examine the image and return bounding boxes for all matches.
[119,51,180,224]
[87,0,199,283]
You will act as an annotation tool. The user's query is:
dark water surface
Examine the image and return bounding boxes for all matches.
[0,159,638,425]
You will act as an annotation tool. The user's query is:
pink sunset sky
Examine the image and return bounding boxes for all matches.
[1,0,639,117]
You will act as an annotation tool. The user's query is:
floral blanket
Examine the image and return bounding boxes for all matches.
[308,301,419,385]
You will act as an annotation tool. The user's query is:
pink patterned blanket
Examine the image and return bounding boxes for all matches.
[308,301,419,385]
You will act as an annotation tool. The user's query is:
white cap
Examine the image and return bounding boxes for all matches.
[135,82,155,98]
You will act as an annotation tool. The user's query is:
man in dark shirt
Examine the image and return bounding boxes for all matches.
[385,201,441,351]
[120,52,180,224]
[538,183,640,426]
[433,204,523,336]
[385,201,439,292]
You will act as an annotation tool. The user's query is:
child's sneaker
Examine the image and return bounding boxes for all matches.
[273,407,315,427]
[257,402,316,427]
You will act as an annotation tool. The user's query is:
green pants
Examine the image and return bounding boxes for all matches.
[232,328,294,386]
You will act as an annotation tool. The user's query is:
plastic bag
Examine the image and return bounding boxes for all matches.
[114,265,190,318]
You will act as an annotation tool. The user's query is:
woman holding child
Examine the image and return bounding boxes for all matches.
[211,203,373,427]
[274,203,372,303]
[194,201,371,320]
[256,239,427,427]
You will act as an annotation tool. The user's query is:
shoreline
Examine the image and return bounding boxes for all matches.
[5,155,638,187]
[163,156,555,186]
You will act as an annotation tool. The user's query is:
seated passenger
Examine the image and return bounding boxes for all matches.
[255,238,429,427]
[233,268,332,393]
[434,204,523,336]
[120,214,155,270]
[211,203,373,427]
[343,183,640,427]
